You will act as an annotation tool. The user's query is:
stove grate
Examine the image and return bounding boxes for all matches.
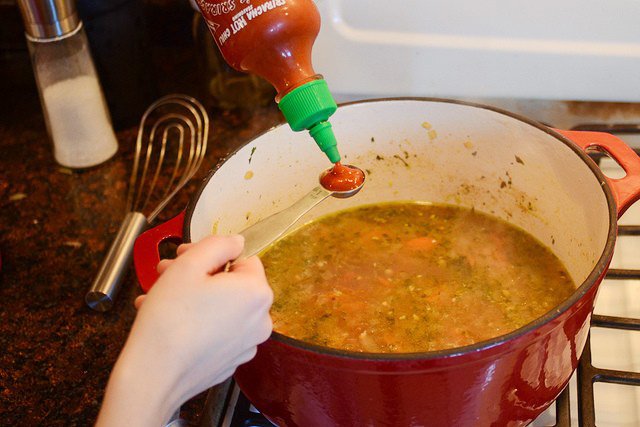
[572,138,640,427]
[576,269,640,426]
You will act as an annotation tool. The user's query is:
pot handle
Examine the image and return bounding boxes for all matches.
[133,211,185,293]
[554,129,640,217]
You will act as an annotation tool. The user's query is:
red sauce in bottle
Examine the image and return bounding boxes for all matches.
[195,0,344,163]
[195,0,321,98]
[320,162,365,192]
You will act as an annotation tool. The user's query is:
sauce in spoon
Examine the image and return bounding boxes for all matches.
[320,162,366,192]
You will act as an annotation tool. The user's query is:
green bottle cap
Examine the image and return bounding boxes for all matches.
[278,79,341,163]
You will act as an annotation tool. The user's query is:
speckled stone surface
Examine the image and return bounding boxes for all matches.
[0,6,282,424]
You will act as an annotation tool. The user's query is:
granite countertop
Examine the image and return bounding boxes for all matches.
[0,4,282,424]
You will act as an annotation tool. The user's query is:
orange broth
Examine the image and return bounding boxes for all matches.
[261,202,576,353]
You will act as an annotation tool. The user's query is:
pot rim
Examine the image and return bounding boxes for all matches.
[185,96,618,361]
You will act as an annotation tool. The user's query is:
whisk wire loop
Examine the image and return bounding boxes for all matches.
[127,94,209,222]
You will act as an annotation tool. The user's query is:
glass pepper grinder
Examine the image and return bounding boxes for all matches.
[17,0,118,168]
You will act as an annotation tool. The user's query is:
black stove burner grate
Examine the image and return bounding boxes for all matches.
[228,390,275,427]
[573,135,640,426]
[570,132,640,427]
[576,229,640,427]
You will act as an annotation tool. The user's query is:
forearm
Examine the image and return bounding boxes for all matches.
[95,340,184,427]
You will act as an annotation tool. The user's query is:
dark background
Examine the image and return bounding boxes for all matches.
[0,0,281,424]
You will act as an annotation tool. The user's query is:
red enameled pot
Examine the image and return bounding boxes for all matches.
[134,99,640,426]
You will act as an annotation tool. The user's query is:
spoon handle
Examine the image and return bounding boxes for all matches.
[237,186,332,260]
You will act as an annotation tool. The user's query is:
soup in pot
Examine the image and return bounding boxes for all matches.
[261,202,576,353]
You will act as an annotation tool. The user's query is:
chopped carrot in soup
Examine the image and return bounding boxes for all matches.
[261,202,575,353]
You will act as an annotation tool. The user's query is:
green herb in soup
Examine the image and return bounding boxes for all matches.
[261,202,575,353]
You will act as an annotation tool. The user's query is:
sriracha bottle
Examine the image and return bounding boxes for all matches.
[195,0,341,163]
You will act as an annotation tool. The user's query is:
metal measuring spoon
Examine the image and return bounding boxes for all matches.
[233,165,365,262]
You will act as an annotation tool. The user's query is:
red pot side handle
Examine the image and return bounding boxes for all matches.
[554,128,640,218]
[133,211,185,293]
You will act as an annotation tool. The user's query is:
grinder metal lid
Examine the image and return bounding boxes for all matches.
[17,0,80,40]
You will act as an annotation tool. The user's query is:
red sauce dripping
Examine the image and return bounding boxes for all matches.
[320,162,365,192]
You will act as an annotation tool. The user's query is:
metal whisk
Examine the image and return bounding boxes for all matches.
[86,94,209,312]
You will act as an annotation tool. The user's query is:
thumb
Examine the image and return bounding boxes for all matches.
[175,235,244,275]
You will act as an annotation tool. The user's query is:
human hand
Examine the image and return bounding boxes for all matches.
[97,235,273,426]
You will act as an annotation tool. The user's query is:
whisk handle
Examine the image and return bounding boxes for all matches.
[133,211,185,293]
[85,212,148,311]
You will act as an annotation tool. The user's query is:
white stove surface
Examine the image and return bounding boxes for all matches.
[532,156,640,426]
